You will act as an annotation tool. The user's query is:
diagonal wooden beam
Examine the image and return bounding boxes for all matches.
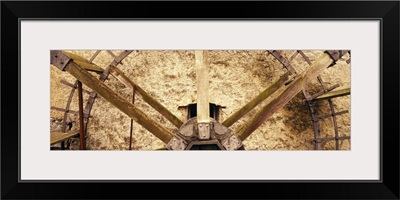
[315,87,350,100]
[222,71,295,127]
[63,51,104,73]
[109,66,184,128]
[51,51,174,143]
[237,52,341,141]
[50,130,80,145]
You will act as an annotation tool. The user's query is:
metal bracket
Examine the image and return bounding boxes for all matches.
[167,136,187,150]
[170,117,243,150]
[268,50,297,75]
[221,133,243,150]
[196,122,211,140]
[51,50,72,71]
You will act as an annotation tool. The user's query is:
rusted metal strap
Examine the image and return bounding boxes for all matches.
[309,104,322,150]
[51,106,91,118]
[78,81,86,150]
[298,50,312,65]
[84,94,97,115]
[318,110,349,120]
[106,50,116,58]
[129,87,136,150]
[289,51,299,62]
[60,80,91,94]
[52,50,104,73]
[325,50,349,62]
[51,50,72,71]
[311,114,320,122]
[268,50,297,74]
[327,99,340,150]
[89,50,101,63]
[325,50,349,67]
[100,50,133,80]
[51,106,74,113]
[107,50,124,65]
[317,76,327,91]
[61,80,78,134]
[110,50,132,66]
[83,94,96,133]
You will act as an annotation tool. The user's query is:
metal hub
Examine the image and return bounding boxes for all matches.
[167,117,243,150]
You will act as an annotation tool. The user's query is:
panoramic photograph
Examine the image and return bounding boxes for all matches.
[50,50,350,150]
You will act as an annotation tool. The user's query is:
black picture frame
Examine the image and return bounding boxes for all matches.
[1,1,399,199]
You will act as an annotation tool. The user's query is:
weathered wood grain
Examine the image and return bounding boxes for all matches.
[315,88,350,100]
[237,53,334,140]
[63,51,104,73]
[50,130,79,145]
[65,61,175,144]
[222,71,295,127]
[195,50,210,123]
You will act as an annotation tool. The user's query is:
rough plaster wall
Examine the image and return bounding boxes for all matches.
[50,50,350,150]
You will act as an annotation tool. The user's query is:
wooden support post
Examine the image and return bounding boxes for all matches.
[78,81,86,150]
[222,71,294,127]
[195,50,210,123]
[237,53,335,141]
[56,60,174,144]
[109,66,184,128]
[129,86,135,150]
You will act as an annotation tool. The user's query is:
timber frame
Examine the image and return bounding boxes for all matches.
[50,50,350,150]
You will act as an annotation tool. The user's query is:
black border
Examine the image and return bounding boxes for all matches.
[2,1,399,199]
